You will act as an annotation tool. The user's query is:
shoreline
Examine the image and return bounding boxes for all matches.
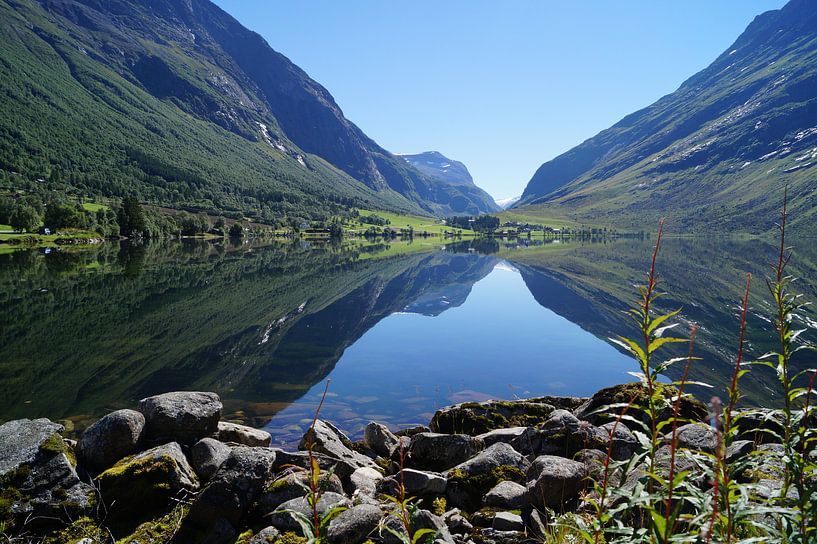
[0,385,786,544]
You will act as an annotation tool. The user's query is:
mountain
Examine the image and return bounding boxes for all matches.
[495,196,520,209]
[517,0,817,235]
[0,0,490,220]
[398,151,499,213]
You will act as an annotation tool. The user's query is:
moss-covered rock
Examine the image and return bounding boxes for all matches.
[96,442,198,527]
[445,465,527,512]
[276,532,307,544]
[42,516,107,544]
[115,504,189,543]
[430,399,556,435]
[574,382,707,429]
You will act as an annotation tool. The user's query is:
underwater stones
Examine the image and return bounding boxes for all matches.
[138,391,222,445]
[77,409,145,471]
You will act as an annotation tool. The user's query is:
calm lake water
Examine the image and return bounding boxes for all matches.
[2,236,815,446]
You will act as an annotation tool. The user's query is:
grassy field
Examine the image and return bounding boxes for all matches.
[353,209,476,235]
[81,202,110,213]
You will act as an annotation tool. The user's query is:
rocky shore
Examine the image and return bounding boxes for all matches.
[0,385,786,544]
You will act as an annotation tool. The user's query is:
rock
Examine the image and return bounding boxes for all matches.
[300,420,377,472]
[476,427,543,455]
[179,446,276,541]
[450,442,528,476]
[364,422,400,457]
[216,421,271,447]
[492,511,524,532]
[327,503,382,543]
[271,448,357,482]
[350,466,383,497]
[726,439,754,462]
[527,508,548,539]
[734,409,784,444]
[137,391,222,445]
[479,527,526,543]
[672,423,717,453]
[257,469,343,514]
[443,509,473,535]
[77,409,144,471]
[526,455,587,511]
[395,425,431,437]
[96,442,198,521]
[483,481,526,509]
[191,437,233,481]
[574,383,707,430]
[574,449,609,480]
[408,433,484,471]
[539,410,608,457]
[413,509,454,544]
[379,468,447,496]
[267,492,351,532]
[249,526,280,543]
[600,422,638,460]
[430,399,555,435]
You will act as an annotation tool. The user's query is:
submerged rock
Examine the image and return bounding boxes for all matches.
[77,409,145,472]
[138,391,222,445]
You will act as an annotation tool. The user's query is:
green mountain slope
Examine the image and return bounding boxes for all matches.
[517,0,817,235]
[0,0,492,220]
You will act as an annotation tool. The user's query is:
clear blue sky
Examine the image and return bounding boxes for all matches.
[212,1,786,200]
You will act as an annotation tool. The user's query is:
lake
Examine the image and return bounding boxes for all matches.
[2,236,815,446]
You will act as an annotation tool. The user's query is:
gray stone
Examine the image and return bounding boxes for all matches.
[526,455,587,510]
[249,526,281,543]
[138,391,222,445]
[450,442,528,475]
[216,421,271,447]
[257,469,343,514]
[267,492,351,532]
[0,418,65,476]
[350,466,384,496]
[430,398,555,435]
[476,427,543,455]
[300,420,378,472]
[673,423,718,453]
[379,468,447,496]
[364,422,400,457]
[77,409,144,471]
[484,481,526,509]
[539,411,608,457]
[600,421,638,460]
[443,509,473,535]
[726,439,754,462]
[408,433,484,471]
[180,446,276,540]
[492,511,524,532]
[574,448,609,480]
[327,503,382,543]
[191,437,232,481]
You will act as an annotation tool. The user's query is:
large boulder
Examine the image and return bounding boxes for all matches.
[378,468,447,497]
[671,423,718,453]
[600,422,638,460]
[257,470,343,515]
[138,391,222,445]
[216,421,271,447]
[476,427,544,455]
[300,420,378,472]
[538,410,608,458]
[449,442,528,476]
[574,383,707,430]
[430,399,556,435]
[327,503,382,544]
[0,418,93,525]
[526,455,587,511]
[77,409,145,472]
[179,446,276,542]
[492,511,524,532]
[407,433,484,471]
[96,442,198,521]
[483,481,527,509]
[266,492,351,533]
[191,437,233,481]
[350,467,384,497]
[364,422,400,457]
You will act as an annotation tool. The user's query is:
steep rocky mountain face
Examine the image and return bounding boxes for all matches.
[517,0,817,235]
[0,0,486,219]
[399,151,499,213]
